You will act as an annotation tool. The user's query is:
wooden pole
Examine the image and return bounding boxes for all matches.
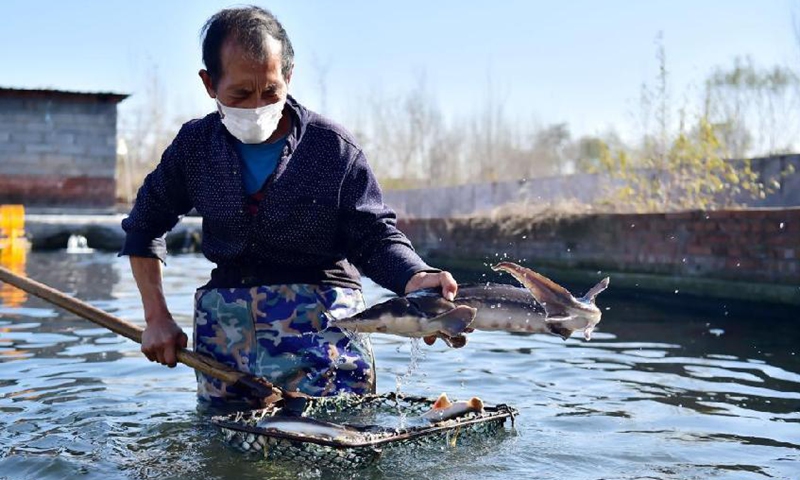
[0,265,290,403]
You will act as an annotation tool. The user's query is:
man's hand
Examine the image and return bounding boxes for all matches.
[130,257,188,367]
[405,271,461,347]
[141,316,188,368]
[404,271,458,300]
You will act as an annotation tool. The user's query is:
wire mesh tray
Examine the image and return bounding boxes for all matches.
[211,392,517,469]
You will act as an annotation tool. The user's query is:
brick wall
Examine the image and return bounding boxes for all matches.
[398,208,800,285]
[0,97,118,207]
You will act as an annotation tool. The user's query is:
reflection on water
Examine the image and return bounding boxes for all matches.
[0,251,797,480]
[0,239,28,307]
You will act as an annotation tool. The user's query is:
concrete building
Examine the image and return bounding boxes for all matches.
[0,87,128,209]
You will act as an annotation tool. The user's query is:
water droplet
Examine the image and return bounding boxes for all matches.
[522,235,527,239]
[779,222,785,229]
[674,289,680,294]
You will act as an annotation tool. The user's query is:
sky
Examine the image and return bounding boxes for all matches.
[2,0,798,142]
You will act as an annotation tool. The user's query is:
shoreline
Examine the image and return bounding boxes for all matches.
[9,208,799,306]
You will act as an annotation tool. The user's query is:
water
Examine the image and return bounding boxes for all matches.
[0,251,798,479]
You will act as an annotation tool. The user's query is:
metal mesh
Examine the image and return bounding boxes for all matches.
[211,392,517,469]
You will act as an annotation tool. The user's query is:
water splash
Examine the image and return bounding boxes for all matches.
[394,338,426,428]
[66,235,94,254]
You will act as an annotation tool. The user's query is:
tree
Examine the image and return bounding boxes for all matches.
[594,42,779,212]
[704,57,800,157]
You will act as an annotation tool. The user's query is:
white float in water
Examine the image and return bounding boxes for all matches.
[66,234,94,254]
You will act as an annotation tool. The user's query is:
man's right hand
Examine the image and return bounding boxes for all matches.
[129,257,188,368]
[141,316,188,368]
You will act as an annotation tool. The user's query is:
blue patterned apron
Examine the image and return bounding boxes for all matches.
[193,284,375,406]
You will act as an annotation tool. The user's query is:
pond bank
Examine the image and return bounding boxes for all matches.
[23,213,202,252]
[398,208,800,306]
[17,208,800,305]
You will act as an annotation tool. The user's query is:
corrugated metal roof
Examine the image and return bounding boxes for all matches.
[0,87,129,104]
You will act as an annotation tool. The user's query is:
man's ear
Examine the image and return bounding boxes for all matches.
[285,64,294,85]
[199,69,216,98]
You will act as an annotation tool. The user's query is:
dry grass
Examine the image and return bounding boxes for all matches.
[458,199,598,236]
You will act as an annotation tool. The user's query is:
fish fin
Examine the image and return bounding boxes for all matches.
[582,277,610,304]
[548,323,574,340]
[491,262,573,317]
[431,305,476,338]
[432,393,452,410]
[440,334,468,349]
[467,397,485,412]
[583,326,595,341]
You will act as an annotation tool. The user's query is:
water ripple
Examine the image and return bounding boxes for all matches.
[0,252,797,480]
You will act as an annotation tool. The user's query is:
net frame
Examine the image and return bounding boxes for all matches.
[211,392,517,469]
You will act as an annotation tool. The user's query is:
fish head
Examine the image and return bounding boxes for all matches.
[491,262,609,340]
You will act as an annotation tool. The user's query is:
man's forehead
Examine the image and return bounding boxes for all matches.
[220,34,282,63]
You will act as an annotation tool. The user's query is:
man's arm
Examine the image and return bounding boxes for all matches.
[121,130,193,366]
[339,150,458,298]
[131,256,187,367]
[120,136,193,263]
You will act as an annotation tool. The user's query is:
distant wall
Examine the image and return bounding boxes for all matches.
[384,155,800,218]
[0,97,119,207]
[398,208,800,285]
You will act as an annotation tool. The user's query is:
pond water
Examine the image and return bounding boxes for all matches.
[0,251,797,479]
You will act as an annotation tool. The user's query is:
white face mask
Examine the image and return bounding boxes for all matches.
[216,98,285,144]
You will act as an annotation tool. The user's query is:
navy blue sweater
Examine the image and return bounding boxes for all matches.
[120,96,436,294]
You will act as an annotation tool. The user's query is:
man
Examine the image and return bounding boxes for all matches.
[120,6,458,406]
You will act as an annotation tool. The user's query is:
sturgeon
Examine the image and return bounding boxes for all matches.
[329,298,477,348]
[255,416,368,442]
[329,262,609,343]
[420,393,484,422]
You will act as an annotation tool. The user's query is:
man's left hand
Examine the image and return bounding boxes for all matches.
[405,271,461,347]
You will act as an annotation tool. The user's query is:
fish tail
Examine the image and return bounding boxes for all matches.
[467,397,484,411]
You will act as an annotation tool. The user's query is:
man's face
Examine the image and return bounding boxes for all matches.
[201,35,292,108]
